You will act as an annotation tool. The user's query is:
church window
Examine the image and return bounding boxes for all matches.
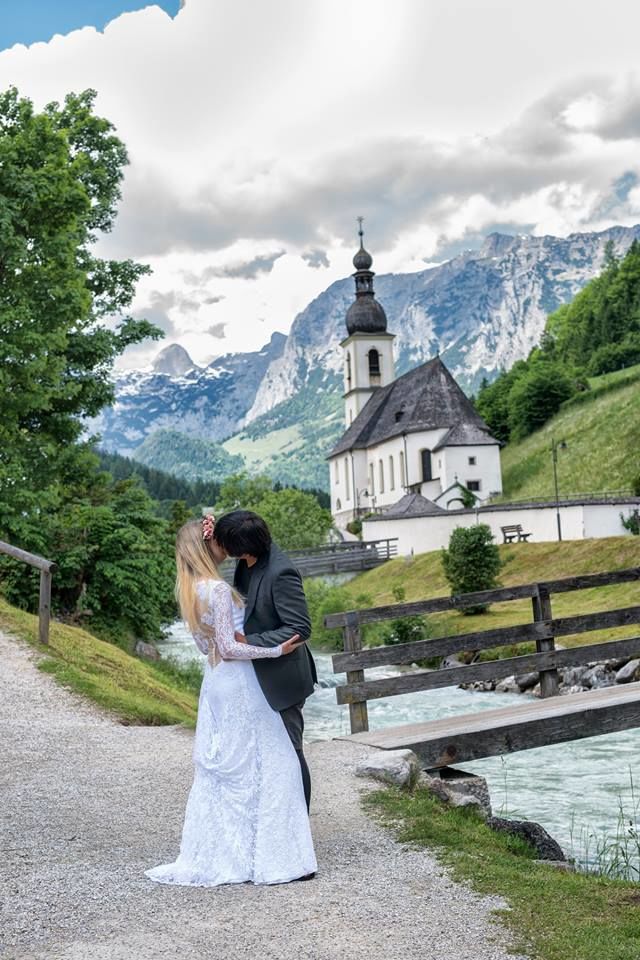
[389,455,395,490]
[369,462,375,496]
[420,449,432,482]
[346,352,352,388]
[467,480,481,492]
[399,450,406,487]
[468,456,476,466]
[368,349,381,385]
[334,460,339,484]
[344,458,350,499]
[378,459,384,493]
[336,498,342,511]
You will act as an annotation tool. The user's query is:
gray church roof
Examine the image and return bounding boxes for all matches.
[329,355,498,457]
[371,492,447,520]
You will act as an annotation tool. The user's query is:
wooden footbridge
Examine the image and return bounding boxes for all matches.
[222,538,398,583]
[326,568,640,768]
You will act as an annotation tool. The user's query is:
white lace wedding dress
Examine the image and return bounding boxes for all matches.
[145,578,317,886]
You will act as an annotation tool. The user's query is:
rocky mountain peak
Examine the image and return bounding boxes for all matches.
[152,343,196,377]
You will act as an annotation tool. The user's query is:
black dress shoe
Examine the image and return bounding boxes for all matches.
[294,872,316,881]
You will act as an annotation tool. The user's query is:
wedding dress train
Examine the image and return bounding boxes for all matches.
[145,578,317,886]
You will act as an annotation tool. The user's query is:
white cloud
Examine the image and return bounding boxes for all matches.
[2,0,640,367]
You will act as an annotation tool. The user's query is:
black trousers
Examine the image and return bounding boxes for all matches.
[279,700,311,811]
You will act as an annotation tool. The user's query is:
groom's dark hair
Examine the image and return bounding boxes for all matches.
[214,510,272,558]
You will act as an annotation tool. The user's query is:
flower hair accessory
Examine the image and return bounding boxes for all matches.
[202,514,216,541]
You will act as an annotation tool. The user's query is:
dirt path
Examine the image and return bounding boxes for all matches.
[0,631,526,960]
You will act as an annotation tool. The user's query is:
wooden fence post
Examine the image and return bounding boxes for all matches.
[344,611,369,733]
[38,569,52,645]
[532,584,559,697]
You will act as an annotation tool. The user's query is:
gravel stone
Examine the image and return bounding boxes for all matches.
[0,630,528,960]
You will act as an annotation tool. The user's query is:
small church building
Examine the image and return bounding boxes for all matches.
[328,228,503,530]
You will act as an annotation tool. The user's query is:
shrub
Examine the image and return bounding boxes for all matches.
[621,510,640,536]
[441,524,502,614]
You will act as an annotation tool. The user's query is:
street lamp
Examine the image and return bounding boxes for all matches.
[551,438,567,541]
[355,488,369,519]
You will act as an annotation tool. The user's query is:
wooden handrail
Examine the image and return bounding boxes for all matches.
[0,540,57,644]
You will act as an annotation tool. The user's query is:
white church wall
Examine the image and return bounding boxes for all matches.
[362,500,639,554]
[439,444,503,500]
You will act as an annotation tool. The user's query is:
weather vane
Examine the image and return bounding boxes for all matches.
[357,216,364,243]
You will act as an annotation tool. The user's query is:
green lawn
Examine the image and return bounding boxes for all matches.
[366,786,640,960]
[0,598,198,726]
[500,364,640,501]
[327,536,640,651]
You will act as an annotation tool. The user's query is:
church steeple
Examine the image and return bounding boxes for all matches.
[346,218,388,335]
[341,219,395,426]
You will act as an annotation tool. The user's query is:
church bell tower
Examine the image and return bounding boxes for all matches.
[342,219,395,426]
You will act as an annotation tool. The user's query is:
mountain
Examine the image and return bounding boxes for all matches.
[91,331,286,454]
[95,225,640,488]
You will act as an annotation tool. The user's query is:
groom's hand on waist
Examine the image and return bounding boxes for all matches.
[234,631,247,643]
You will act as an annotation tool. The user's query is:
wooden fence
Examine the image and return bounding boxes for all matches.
[0,540,57,644]
[326,567,640,736]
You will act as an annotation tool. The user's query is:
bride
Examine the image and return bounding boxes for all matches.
[145,516,317,886]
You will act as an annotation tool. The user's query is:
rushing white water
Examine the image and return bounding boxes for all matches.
[160,622,640,872]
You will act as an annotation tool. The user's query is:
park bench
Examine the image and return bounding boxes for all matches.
[501,523,532,543]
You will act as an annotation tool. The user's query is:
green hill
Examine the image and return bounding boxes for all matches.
[498,363,640,501]
[134,429,244,483]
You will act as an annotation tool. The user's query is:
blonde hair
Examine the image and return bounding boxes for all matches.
[175,520,243,638]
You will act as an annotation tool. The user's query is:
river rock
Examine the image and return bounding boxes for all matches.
[495,675,520,693]
[582,664,615,689]
[487,816,566,861]
[615,658,640,683]
[356,749,420,789]
[515,671,538,691]
[420,770,491,818]
[135,640,161,661]
[560,665,589,688]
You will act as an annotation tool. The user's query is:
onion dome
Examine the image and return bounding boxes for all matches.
[346,218,388,335]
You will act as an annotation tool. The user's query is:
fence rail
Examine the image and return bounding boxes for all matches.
[327,566,640,735]
[0,540,57,644]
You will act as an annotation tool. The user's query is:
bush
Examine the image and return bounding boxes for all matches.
[441,524,502,614]
[346,519,362,537]
[305,580,374,650]
[508,363,574,440]
[621,510,640,535]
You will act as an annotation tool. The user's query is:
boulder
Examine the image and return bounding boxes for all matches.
[515,671,539,691]
[135,640,161,661]
[582,664,615,689]
[615,658,640,683]
[356,749,420,790]
[487,816,566,861]
[421,768,491,818]
[495,675,520,693]
[560,665,589,688]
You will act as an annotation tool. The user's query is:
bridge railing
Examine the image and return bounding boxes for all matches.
[0,540,57,645]
[325,567,640,734]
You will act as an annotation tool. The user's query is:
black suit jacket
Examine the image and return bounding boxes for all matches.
[234,543,318,712]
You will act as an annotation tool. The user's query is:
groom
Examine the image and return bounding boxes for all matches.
[213,510,317,812]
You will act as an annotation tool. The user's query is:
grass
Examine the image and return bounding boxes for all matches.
[222,423,305,469]
[499,363,640,501]
[317,536,640,651]
[365,785,640,960]
[0,597,198,727]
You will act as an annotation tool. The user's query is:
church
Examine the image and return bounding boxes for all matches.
[328,227,503,530]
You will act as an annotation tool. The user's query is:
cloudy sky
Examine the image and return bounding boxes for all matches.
[2,0,640,368]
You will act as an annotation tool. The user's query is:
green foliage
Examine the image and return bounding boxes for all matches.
[346,519,363,537]
[133,429,244,483]
[379,584,430,648]
[97,449,222,509]
[215,473,333,550]
[507,363,574,441]
[305,579,375,650]
[621,510,640,536]
[441,524,502,614]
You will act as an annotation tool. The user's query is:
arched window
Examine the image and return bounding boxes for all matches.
[368,349,381,384]
[334,460,339,485]
[336,498,342,511]
[344,458,350,499]
[369,462,375,496]
[389,455,395,491]
[378,459,385,494]
[399,450,406,488]
[345,352,352,388]
[421,449,432,482]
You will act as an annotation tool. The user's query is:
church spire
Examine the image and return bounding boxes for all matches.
[345,218,388,334]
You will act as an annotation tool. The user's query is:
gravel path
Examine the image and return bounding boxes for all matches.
[0,631,527,960]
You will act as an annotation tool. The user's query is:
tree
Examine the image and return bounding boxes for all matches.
[441,525,501,614]
[0,87,160,536]
[507,364,573,441]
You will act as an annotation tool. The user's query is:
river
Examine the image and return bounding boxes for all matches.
[160,622,640,874]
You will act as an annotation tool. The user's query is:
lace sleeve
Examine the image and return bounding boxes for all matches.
[197,580,283,660]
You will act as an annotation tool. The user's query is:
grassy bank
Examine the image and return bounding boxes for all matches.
[366,786,640,960]
[0,598,198,727]
[499,363,640,501]
[309,536,640,651]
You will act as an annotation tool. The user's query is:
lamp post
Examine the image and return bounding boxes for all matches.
[551,438,567,541]
[355,488,369,519]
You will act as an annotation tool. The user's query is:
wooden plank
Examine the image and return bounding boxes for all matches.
[38,569,52,646]
[532,585,559,698]
[338,682,640,768]
[335,634,640,704]
[0,540,56,573]
[332,604,640,673]
[324,567,640,628]
[343,614,368,734]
